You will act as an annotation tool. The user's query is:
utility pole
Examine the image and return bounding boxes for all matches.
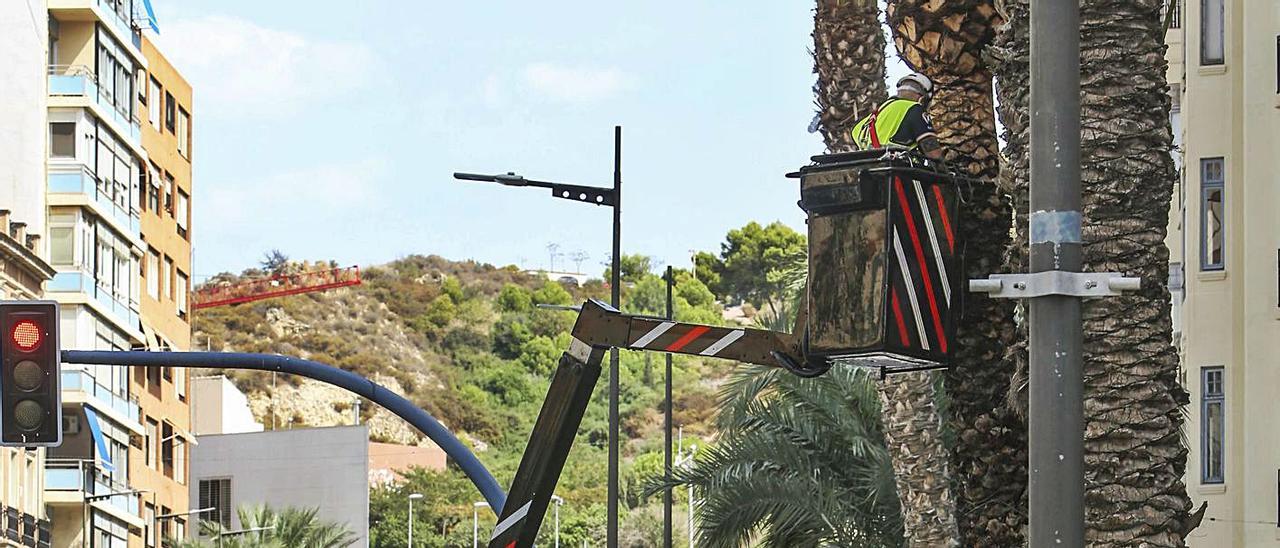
[1030,0,1083,545]
[607,125,622,547]
[663,265,674,548]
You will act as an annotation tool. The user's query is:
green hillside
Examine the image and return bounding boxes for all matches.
[192,253,751,545]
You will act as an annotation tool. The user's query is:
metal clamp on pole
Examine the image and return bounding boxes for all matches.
[968,271,1141,299]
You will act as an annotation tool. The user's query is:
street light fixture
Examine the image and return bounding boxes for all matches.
[472,501,490,548]
[455,125,624,545]
[408,493,424,548]
[214,525,275,548]
[549,495,564,548]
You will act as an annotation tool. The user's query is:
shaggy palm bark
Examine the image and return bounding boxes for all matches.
[994,0,1193,545]
[885,0,1024,545]
[813,0,887,151]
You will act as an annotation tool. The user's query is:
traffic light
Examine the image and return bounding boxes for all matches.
[0,301,60,447]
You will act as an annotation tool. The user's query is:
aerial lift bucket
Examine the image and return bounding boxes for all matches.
[487,150,970,548]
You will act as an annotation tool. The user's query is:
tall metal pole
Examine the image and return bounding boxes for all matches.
[663,265,674,548]
[607,125,622,547]
[1028,0,1084,545]
[408,497,415,548]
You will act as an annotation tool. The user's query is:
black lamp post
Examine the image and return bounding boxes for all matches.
[454,125,623,545]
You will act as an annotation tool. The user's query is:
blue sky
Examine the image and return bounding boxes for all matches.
[151,1,910,280]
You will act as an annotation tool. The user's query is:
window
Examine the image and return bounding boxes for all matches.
[1202,367,1225,484]
[136,69,146,106]
[176,368,186,401]
[198,479,232,529]
[51,122,75,158]
[177,191,190,238]
[147,364,161,389]
[175,439,186,484]
[145,418,158,469]
[175,519,185,542]
[148,163,161,213]
[50,227,74,266]
[147,247,160,300]
[177,271,189,318]
[177,108,190,157]
[165,92,175,132]
[163,256,173,300]
[1201,158,1225,270]
[149,78,162,128]
[163,173,174,214]
[1200,0,1224,65]
[144,504,155,548]
[162,422,174,477]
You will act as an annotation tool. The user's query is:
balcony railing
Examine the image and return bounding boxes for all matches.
[47,65,142,145]
[47,165,141,234]
[48,272,141,333]
[1161,0,1182,30]
[60,368,140,424]
[45,459,140,516]
[0,505,48,548]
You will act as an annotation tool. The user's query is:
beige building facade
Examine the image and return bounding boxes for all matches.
[131,35,194,548]
[1166,0,1280,545]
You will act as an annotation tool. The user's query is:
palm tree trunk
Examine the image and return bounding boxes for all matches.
[1077,0,1191,544]
[886,0,1024,544]
[995,0,1194,544]
[878,372,960,546]
[813,0,887,152]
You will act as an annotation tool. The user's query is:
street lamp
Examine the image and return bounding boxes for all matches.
[214,525,275,548]
[472,501,490,548]
[156,507,214,544]
[549,495,564,548]
[408,493,424,548]
[455,125,624,544]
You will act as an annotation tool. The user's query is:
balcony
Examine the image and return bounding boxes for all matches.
[44,459,144,528]
[48,273,141,335]
[47,0,143,53]
[0,506,48,548]
[47,165,141,235]
[47,65,142,147]
[60,368,141,427]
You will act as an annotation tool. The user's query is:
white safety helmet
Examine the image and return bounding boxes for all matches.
[896,72,934,97]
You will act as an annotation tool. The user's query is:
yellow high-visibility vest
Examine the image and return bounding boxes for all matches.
[851,98,921,150]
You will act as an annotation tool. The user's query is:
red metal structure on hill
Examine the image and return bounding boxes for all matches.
[192,265,362,310]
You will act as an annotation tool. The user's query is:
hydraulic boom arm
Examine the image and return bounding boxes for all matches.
[486,299,802,548]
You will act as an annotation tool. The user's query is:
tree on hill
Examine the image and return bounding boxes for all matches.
[701,221,806,316]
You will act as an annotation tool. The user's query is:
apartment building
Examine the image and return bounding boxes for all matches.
[0,2,61,546]
[129,35,194,548]
[41,1,187,547]
[1165,0,1280,545]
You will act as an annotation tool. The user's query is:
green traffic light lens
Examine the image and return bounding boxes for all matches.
[12,360,42,391]
[13,399,43,431]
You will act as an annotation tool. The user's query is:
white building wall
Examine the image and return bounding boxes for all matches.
[189,426,369,546]
[0,0,50,237]
[1172,0,1280,545]
[191,375,263,435]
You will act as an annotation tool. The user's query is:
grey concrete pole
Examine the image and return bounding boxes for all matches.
[1028,0,1084,546]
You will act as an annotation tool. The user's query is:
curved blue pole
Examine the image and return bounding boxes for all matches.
[62,350,506,514]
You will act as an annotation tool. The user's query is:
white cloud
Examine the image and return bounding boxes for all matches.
[156,15,378,116]
[521,63,633,102]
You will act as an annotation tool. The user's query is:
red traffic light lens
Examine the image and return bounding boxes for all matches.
[11,320,42,353]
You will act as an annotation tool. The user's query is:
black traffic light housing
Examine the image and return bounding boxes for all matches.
[0,301,61,447]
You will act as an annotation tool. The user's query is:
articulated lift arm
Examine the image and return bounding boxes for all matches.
[486,299,802,548]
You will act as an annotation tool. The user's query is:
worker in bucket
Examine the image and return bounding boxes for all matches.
[851,72,945,161]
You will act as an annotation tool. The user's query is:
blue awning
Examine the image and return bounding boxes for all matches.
[83,407,115,473]
[141,0,159,33]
